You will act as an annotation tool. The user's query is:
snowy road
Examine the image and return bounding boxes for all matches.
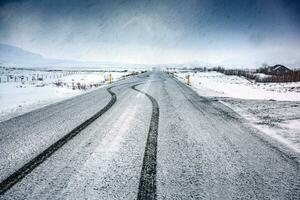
[0,71,299,199]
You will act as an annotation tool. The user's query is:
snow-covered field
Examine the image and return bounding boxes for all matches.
[176,71,300,101]
[175,71,300,152]
[0,67,133,122]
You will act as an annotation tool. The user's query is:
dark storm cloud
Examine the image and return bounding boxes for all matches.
[0,0,300,65]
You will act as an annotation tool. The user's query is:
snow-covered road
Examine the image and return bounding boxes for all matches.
[0,72,299,199]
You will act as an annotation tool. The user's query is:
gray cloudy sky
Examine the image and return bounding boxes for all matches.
[0,0,300,66]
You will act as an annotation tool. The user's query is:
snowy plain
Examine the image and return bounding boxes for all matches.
[177,71,300,101]
[0,67,132,122]
[176,71,300,152]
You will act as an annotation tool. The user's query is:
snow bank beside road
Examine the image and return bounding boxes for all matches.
[177,71,300,101]
[221,99,300,153]
[0,82,83,122]
[0,68,131,122]
[175,71,300,153]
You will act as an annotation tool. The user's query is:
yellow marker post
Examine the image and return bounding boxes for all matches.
[186,74,191,85]
[109,73,112,84]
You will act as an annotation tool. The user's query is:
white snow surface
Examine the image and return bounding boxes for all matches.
[176,71,300,101]
[220,99,300,153]
[0,67,132,122]
[175,71,300,153]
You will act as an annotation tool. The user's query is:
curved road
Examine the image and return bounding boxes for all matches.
[0,71,299,199]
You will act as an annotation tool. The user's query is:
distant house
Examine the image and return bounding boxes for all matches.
[266,64,292,75]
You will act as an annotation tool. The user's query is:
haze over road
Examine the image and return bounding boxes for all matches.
[0,71,299,199]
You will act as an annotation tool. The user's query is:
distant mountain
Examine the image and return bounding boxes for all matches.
[0,44,147,70]
[3,43,298,70]
[0,44,44,62]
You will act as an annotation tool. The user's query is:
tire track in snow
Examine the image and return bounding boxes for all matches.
[0,86,118,195]
[132,84,159,200]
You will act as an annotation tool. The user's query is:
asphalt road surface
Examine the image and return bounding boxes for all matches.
[0,71,299,199]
